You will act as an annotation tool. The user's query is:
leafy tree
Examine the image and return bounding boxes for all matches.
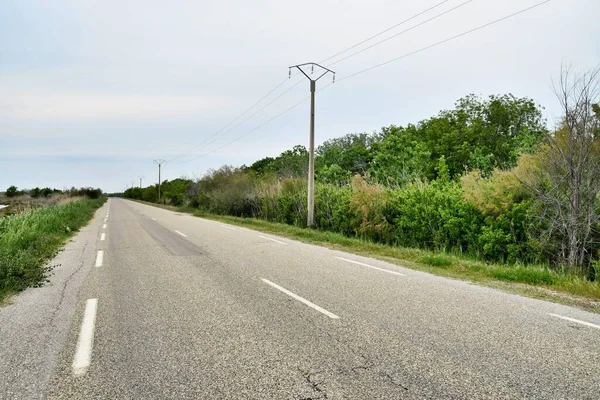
[316,133,375,175]
[6,186,18,197]
[30,187,41,198]
[316,164,351,186]
[369,125,430,186]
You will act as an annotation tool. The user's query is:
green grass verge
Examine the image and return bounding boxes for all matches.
[137,201,600,311]
[0,198,106,302]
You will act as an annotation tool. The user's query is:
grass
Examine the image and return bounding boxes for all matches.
[138,201,600,312]
[0,198,106,302]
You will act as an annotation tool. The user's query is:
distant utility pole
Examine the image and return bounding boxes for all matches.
[288,62,335,227]
[139,176,144,189]
[153,159,167,203]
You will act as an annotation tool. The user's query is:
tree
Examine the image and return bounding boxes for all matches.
[316,133,375,175]
[369,125,430,186]
[6,185,18,197]
[521,66,600,273]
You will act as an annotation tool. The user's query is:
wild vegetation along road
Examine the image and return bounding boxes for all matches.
[2,198,599,399]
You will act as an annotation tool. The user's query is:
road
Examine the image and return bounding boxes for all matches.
[1,198,600,399]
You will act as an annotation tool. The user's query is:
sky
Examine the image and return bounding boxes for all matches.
[1,0,599,193]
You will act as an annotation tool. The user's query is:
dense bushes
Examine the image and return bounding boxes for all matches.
[124,91,600,277]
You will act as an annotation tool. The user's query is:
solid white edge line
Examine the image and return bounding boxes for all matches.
[95,251,104,267]
[259,235,287,245]
[72,298,98,376]
[548,313,600,330]
[100,233,106,241]
[261,278,340,319]
[175,230,187,237]
[220,224,236,230]
[102,224,107,229]
[335,256,406,277]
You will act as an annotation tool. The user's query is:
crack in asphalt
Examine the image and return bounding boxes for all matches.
[48,240,89,329]
[298,368,328,400]
[381,371,410,391]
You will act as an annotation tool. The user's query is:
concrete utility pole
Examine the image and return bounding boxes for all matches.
[288,63,335,227]
[139,176,144,189]
[153,160,166,204]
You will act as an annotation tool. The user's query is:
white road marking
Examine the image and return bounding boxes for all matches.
[334,256,406,277]
[72,298,98,376]
[104,218,107,223]
[220,224,236,231]
[175,230,187,237]
[95,251,104,267]
[151,217,156,221]
[261,278,340,319]
[102,224,107,229]
[548,313,600,330]
[259,235,287,245]
[100,233,106,241]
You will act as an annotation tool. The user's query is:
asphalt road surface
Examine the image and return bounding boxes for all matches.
[1,198,600,399]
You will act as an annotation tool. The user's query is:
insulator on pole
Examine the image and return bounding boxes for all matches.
[289,68,291,78]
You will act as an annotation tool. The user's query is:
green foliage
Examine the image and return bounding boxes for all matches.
[316,133,375,175]
[421,255,454,268]
[126,93,600,278]
[6,185,19,198]
[369,125,431,186]
[489,266,555,286]
[316,164,351,186]
[385,180,483,252]
[0,198,106,301]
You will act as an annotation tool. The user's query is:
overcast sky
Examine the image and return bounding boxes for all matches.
[1,0,599,193]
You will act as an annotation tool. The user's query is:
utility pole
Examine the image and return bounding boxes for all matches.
[153,159,166,204]
[288,63,335,227]
[139,176,144,189]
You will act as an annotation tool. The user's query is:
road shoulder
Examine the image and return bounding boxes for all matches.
[0,203,106,398]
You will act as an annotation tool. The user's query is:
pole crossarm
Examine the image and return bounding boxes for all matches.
[289,63,336,83]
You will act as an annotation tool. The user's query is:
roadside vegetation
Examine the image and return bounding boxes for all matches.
[125,67,600,305]
[0,186,103,217]
[0,196,105,303]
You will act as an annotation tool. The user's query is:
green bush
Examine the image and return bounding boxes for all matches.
[386,180,483,252]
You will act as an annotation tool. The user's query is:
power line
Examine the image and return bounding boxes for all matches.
[180,95,311,164]
[167,1,461,163]
[172,79,304,164]
[326,0,476,68]
[336,0,552,83]
[190,0,552,159]
[319,0,450,65]
[166,77,291,163]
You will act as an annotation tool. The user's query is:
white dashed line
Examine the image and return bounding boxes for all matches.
[175,230,187,237]
[220,224,236,231]
[100,233,106,241]
[259,235,287,245]
[72,298,98,376]
[334,256,406,277]
[548,313,600,330]
[261,278,340,319]
[102,224,107,229]
[95,251,104,267]
[151,217,156,221]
